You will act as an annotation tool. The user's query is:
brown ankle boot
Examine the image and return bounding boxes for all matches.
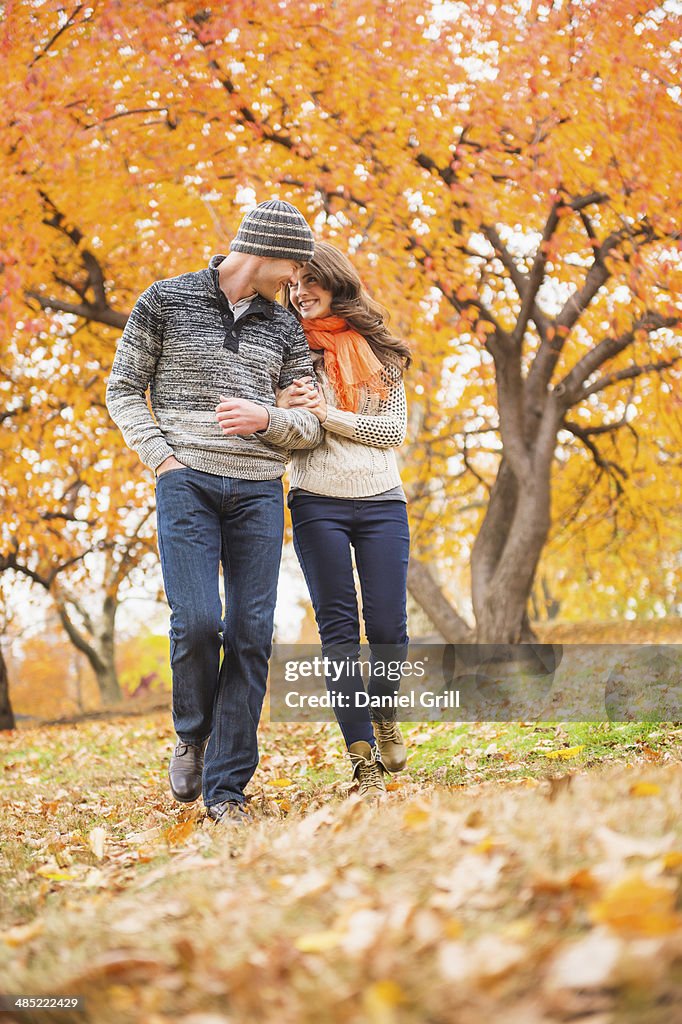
[371,717,407,772]
[348,741,387,800]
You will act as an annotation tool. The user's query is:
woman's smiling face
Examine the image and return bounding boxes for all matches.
[289,268,333,319]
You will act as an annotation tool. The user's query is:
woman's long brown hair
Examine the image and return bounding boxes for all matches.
[285,241,411,373]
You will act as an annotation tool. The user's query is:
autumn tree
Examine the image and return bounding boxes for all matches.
[1,0,679,647]
[0,329,159,702]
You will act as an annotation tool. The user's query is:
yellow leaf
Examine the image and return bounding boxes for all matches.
[443,918,463,939]
[473,837,503,854]
[629,782,661,797]
[35,868,75,882]
[363,979,405,1022]
[295,929,345,953]
[269,777,294,788]
[662,851,682,871]
[402,802,431,829]
[545,745,585,760]
[590,872,682,936]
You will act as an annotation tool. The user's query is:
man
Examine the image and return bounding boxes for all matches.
[106,199,322,826]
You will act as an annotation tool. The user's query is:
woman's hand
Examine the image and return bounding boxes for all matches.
[277,376,327,422]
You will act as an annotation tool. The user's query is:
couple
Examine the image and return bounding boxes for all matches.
[106,200,410,826]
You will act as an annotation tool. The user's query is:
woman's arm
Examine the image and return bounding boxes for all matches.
[322,378,407,449]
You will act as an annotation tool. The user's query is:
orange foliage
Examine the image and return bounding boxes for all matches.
[0,0,679,632]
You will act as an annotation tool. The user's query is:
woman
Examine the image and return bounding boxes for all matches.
[278,242,411,799]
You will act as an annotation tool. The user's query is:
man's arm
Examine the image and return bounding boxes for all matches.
[258,318,322,450]
[216,396,323,450]
[105,283,175,471]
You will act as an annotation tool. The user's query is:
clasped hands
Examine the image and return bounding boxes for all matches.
[215,377,326,436]
[275,376,327,422]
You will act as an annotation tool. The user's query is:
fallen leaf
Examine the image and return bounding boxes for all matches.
[294,929,345,953]
[363,979,405,1023]
[590,872,682,936]
[69,951,168,985]
[268,777,294,788]
[3,919,45,947]
[165,820,196,846]
[439,935,526,983]
[545,745,585,760]
[547,930,622,989]
[402,802,431,830]
[472,837,504,855]
[662,851,682,872]
[126,826,164,846]
[629,782,661,797]
[596,825,673,862]
[35,867,75,882]
[88,826,107,860]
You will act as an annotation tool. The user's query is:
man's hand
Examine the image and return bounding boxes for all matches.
[156,455,185,476]
[277,376,327,423]
[216,396,270,435]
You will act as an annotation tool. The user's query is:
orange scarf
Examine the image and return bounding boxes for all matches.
[302,316,388,412]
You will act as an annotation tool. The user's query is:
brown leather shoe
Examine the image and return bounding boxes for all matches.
[168,739,207,803]
[206,800,250,826]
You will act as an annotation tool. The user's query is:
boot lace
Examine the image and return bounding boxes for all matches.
[373,719,402,744]
[351,750,386,795]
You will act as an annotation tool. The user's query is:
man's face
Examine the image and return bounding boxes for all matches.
[252,257,305,300]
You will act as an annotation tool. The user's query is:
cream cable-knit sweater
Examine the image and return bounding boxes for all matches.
[288,359,407,498]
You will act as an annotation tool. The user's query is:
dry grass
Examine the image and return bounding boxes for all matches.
[1,715,681,1024]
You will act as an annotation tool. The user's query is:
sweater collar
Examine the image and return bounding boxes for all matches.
[208,255,276,320]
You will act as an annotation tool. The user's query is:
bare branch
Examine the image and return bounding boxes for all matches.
[577,356,681,402]
[25,291,128,329]
[511,200,561,348]
[28,5,85,68]
[561,421,628,494]
[555,313,679,406]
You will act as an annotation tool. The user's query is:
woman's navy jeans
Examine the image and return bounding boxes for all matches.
[291,494,410,748]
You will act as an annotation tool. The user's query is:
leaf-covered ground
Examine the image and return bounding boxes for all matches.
[1,714,681,1024]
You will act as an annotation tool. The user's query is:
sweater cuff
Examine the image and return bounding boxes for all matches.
[140,438,176,472]
[322,406,357,438]
[259,405,295,445]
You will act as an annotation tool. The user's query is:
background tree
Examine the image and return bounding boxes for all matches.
[0,579,16,730]
[1,0,679,651]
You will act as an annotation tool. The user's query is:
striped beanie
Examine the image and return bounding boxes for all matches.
[229,199,315,262]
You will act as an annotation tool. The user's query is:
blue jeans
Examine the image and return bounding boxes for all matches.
[155,467,283,806]
[291,495,410,748]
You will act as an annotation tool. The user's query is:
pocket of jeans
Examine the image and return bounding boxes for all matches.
[155,465,189,483]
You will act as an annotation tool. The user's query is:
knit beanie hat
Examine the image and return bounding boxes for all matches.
[229,199,315,262]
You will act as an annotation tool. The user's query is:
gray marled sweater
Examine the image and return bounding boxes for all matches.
[106,256,322,478]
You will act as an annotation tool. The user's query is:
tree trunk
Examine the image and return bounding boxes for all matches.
[407,558,473,643]
[470,450,552,644]
[93,659,122,705]
[0,644,16,730]
[471,458,519,625]
[57,593,122,705]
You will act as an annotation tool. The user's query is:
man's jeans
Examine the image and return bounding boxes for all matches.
[155,467,283,806]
